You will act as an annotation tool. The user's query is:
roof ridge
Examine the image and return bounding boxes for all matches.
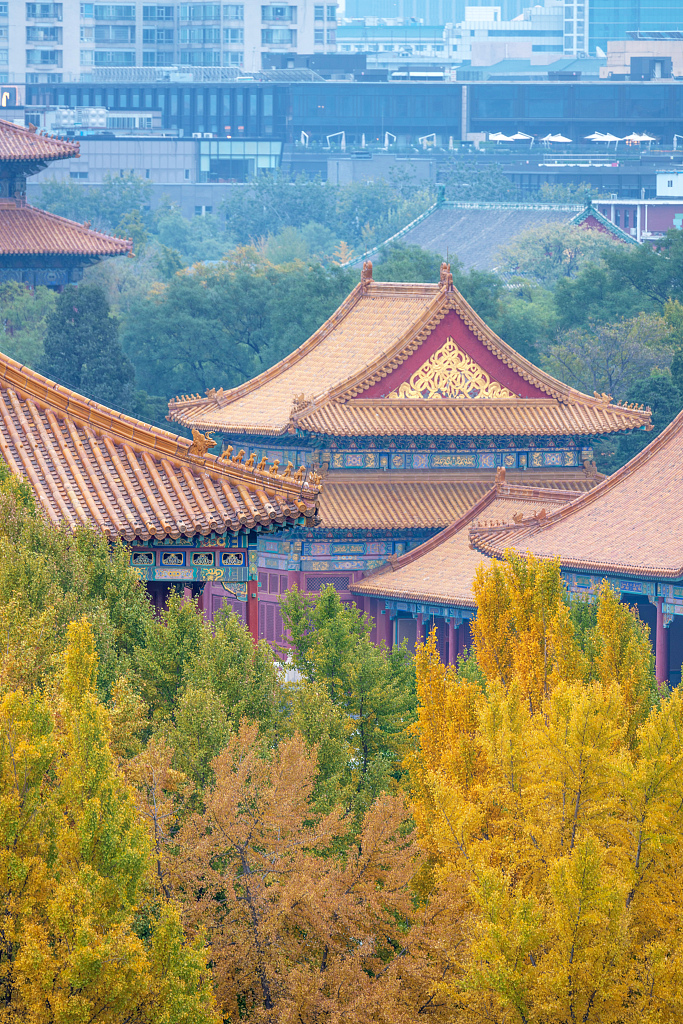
[0,349,319,501]
[357,479,578,580]
[469,408,683,559]
[0,117,79,161]
[168,280,366,416]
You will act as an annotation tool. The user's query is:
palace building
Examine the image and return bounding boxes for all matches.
[0,348,320,639]
[354,410,683,686]
[0,118,131,289]
[168,261,651,646]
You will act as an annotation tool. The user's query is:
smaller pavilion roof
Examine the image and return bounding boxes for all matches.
[0,201,132,256]
[0,350,319,542]
[469,411,683,580]
[0,119,79,163]
[318,470,594,532]
[351,477,578,608]
[168,266,652,440]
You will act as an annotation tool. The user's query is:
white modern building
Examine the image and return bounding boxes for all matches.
[1,0,338,83]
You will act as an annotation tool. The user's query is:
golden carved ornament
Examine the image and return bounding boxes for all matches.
[188,429,217,457]
[388,336,515,401]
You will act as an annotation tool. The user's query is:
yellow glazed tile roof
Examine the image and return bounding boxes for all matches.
[351,481,579,607]
[318,470,596,531]
[0,349,320,542]
[469,411,683,579]
[168,266,651,439]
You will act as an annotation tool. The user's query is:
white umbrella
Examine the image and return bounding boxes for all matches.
[623,132,645,142]
[585,132,609,140]
[510,131,533,140]
[488,132,513,141]
[549,133,572,143]
[638,132,656,141]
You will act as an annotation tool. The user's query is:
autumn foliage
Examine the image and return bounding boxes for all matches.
[2,453,682,1024]
[410,551,683,1024]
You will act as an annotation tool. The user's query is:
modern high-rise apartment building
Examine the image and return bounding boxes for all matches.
[2,1,338,83]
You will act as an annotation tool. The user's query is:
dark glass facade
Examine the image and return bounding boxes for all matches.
[24,80,683,143]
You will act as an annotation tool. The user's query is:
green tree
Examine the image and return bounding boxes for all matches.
[542,312,672,399]
[281,585,416,815]
[0,281,56,366]
[498,224,620,288]
[40,283,135,411]
[39,171,152,234]
[440,159,519,201]
[595,368,682,473]
[374,242,445,282]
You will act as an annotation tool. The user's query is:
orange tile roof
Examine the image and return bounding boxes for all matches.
[168,268,651,439]
[469,412,683,579]
[318,470,596,532]
[0,201,132,256]
[0,350,320,542]
[0,119,79,162]
[351,482,579,607]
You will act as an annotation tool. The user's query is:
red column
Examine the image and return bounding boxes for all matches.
[416,614,424,647]
[447,619,457,665]
[246,578,259,643]
[656,597,669,684]
[377,601,393,649]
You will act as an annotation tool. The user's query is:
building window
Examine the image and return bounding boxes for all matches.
[179,26,219,42]
[315,5,324,21]
[223,4,243,15]
[261,28,296,44]
[314,28,323,42]
[26,49,62,65]
[80,48,94,63]
[326,4,336,19]
[0,49,7,63]
[261,5,296,21]
[70,170,89,178]
[95,25,136,42]
[326,28,335,43]
[26,25,62,42]
[615,210,620,226]
[26,3,62,18]
[179,48,221,63]
[224,26,243,42]
[624,210,629,230]
[224,50,242,64]
[94,49,135,64]
[185,168,190,178]
[0,3,8,13]
[80,25,94,40]
[142,4,174,17]
[93,5,136,18]
[179,4,221,19]
[81,2,93,14]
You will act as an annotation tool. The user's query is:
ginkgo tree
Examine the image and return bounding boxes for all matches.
[410,552,683,1024]
[0,617,218,1024]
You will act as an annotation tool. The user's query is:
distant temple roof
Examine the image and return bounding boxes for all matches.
[0,201,133,257]
[318,471,594,532]
[351,479,578,608]
[168,264,652,440]
[469,411,683,580]
[0,119,79,163]
[0,351,319,542]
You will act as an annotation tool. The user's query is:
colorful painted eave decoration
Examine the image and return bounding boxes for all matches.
[468,408,683,580]
[0,349,320,543]
[168,262,652,439]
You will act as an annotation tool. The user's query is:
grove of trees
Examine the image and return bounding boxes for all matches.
[1,453,681,1021]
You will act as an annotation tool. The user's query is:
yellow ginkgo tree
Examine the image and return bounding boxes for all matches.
[410,552,683,1024]
[0,617,218,1024]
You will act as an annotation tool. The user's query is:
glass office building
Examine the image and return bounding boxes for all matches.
[590,0,683,54]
